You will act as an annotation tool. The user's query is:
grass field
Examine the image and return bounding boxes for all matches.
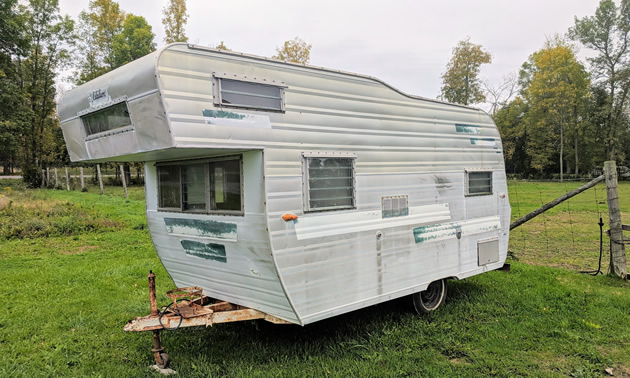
[0,180,628,376]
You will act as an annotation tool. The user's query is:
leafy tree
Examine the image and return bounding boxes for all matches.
[87,0,125,70]
[440,37,492,105]
[0,0,30,174]
[111,14,156,68]
[73,11,107,84]
[21,0,75,186]
[162,0,188,43]
[519,39,590,179]
[570,0,630,161]
[215,41,231,51]
[493,97,530,175]
[272,37,311,64]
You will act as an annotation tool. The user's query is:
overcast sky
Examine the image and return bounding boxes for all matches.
[58,0,601,101]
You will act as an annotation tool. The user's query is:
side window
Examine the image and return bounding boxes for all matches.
[303,153,356,212]
[466,171,493,196]
[216,77,284,112]
[80,101,132,136]
[157,156,243,215]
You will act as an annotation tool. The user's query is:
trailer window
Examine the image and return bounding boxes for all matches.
[157,157,243,215]
[81,102,132,136]
[217,78,284,111]
[304,157,356,212]
[466,171,493,196]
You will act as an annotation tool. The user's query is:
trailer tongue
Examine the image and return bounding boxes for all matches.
[125,271,289,369]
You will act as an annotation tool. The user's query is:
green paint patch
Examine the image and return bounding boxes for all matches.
[181,240,227,263]
[470,137,496,145]
[455,124,482,134]
[164,218,237,240]
[413,223,459,244]
[202,109,246,120]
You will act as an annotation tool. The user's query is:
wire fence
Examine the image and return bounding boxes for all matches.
[40,164,144,193]
[508,179,614,274]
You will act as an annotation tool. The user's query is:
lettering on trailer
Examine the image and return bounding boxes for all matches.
[88,88,111,109]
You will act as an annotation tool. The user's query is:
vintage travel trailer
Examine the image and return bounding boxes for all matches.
[58,43,511,327]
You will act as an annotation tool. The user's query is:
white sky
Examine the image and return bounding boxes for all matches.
[58,0,601,100]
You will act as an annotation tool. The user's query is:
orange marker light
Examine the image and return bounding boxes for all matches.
[282,213,298,222]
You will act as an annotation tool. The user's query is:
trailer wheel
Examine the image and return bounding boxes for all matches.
[411,279,447,314]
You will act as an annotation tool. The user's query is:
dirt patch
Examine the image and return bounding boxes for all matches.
[0,196,12,210]
[59,245,98,255]
[449,358,471,365]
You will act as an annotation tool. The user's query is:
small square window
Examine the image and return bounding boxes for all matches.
[303,155,356,212]
[466,171,493,196]
[216,78,284,111]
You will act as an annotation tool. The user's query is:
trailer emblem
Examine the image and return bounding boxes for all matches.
[88,88,111,108]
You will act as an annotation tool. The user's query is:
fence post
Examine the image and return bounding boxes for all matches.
[65,167,70,191]
[54,168,59,189]
[96,164,104,195]
[80,167,85,192]
[120,164,128,198]
[46,167,50,186]
[41,169,46,188]
[604,160,627,278]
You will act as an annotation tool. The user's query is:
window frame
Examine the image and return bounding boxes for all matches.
[465,170,493,197]
[213,72,286,113]
[78,96,134,140]
[302,152,357,213]
[156,155,244,216]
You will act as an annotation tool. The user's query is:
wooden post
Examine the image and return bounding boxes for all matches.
[604,161,627,278]
[80,167,85,192]
[120,164,128,198]
[96,164,104,195]
[41,169,46,188]
[46,167,50,187]
[54,168,59,189]
[65,167,70,191]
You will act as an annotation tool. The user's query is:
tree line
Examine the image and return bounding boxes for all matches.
[440,0,630,180]
[0,0,312,186]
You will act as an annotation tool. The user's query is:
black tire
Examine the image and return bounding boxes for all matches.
[411,279,447,314]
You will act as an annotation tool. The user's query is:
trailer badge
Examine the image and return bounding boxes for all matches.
[88,88,111,108]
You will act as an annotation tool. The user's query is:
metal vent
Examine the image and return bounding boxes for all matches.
[382,195,409,218]
[478,238,499,266]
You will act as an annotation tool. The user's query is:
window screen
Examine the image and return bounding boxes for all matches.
[467,171,493,196]
[182,164,207,212]
[209,159,242,212]
[158,166,181,209]
[218,78,283,111]
[305,157,355,211]
[157,157,243,214]
[81,102,132,136]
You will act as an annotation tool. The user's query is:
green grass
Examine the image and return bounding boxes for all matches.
[0,180,629,376]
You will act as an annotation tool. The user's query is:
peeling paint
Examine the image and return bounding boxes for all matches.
[181,240,227,263]
[202,109,246,120]
[455,124,482,134]
[202,109,272,129]
[413,223,458,244]
[164,218,237,241]
[470,137,496,147]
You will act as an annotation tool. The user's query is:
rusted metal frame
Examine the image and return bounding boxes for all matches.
[124,307,291,332]
[148,271,167,368]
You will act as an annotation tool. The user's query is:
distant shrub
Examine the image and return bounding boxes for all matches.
[0,200,121,240]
